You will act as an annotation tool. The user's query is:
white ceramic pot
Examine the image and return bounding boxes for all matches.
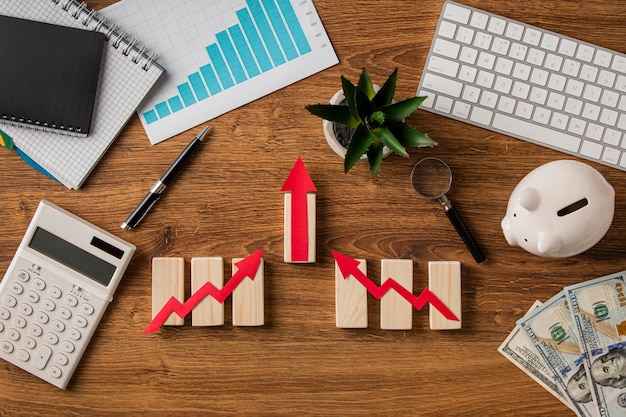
[322,88,392,161]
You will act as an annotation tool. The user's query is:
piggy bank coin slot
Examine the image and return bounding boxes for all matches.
[557,198,588,217]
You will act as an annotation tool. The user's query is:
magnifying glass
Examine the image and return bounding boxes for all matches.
[410,157,486,263]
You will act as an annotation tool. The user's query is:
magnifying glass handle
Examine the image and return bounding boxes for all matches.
[445,205,486,263]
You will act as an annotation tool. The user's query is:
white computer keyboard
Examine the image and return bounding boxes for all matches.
[417,1,626,171]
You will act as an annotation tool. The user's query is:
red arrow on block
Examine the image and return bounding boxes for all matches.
[332,251,459,321]
[143,249,264,334]
[281,157,317,262]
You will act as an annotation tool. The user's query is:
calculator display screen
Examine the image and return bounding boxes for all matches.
[29,227,117,286]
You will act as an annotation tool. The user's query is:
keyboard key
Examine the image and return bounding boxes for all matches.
[509,43,528,61]
[598,70,616,88]
[505,22,524,41]
[422,73,463,97]
[559,39,577,57]
[469,11,489,29]
[487,16,506,35]
[435,95,454,113]
[444,2,471,24]
[462,85,480,103]
[470,107,493,125]
[427,56,460,78]
[580,140,603,159]
[492,113,581,152]
[550,112,569,130]
[456,26,475,44]
[541,33,559,51]
[577,45,595,62]
[569,118,587,135]
[595,50,613,68]
[585,123,604,141]
[604,128,622,146]
[602,147,621,165]
[438,21,457,39]
[515,102,534,119]
[612,56,626,73]
[452,101,471,119]
[497,96,516,114]
[459,46,478,64]
[433,38,461,59]
[523,28,541,46]
[474,32,492,49]
[491,37,510,55]
[459,65,477,82]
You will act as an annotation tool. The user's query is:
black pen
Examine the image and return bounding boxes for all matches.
[121,125,211,230]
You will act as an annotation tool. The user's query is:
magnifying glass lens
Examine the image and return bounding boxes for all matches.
[410,158,452,200]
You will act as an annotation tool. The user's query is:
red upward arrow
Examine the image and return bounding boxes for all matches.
[143,249,264,334]
[332,251,459,321]
[281,157,317,261]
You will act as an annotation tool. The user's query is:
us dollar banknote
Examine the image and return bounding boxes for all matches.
[498,301,575,412]
[517,292,597,417]
[565,271,626,417]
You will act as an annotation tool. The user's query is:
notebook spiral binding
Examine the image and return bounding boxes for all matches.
[54,0,164,72]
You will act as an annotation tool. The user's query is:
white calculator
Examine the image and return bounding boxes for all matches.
[0,200,135,389]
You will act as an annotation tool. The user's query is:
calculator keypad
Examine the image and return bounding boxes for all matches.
[0,258,102,389]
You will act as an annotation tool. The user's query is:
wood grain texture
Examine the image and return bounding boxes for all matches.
[335,259,368,328]
[191,257,224,326]
[1,0,626,415]
[380,259,413,330]
[428,260,462,330]
[151,257,184,326]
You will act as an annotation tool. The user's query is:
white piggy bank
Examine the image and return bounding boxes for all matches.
[501,160,615,258]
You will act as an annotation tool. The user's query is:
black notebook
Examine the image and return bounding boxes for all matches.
[0,15,105,137]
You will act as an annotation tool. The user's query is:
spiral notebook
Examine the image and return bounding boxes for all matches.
[0,15,105,137]
[0,0,165,189]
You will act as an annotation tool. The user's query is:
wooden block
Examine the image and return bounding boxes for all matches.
[428,261,462,330]
[232,258,264,326]
[284,193,316,263]
[380,259,413,330]
[152,257,185,326]
[335,259,367,328]
[191,257,224,326]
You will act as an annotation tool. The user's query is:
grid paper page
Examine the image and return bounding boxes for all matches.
[101,0,338,144]
[0,0,164,189]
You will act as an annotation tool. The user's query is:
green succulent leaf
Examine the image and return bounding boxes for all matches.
[372,68,398,108]
[354,85,375,122]
[344,124,374,173]
[389,123,437,147]
[341,76,359,121]
[371,126,408,157]
[368,111,385,127]
[305,104,359,128]
[366,141,384,176]
[380,96,427,124]
[357,68,376,100]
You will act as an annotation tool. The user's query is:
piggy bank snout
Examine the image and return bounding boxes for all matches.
[500,217,517,246]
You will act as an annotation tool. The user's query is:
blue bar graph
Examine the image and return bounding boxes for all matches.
[144,0,312,125]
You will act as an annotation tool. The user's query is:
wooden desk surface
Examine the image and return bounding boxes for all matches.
[2,0,626,415]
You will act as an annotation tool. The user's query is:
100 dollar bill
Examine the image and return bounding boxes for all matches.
[517,292,596,417]
[565,271,626,417]
[499,301,575,412]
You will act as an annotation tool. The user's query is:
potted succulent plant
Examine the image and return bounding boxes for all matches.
[306,68,436,176]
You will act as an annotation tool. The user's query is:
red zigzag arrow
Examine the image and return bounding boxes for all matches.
[143,249,264,334]
[281,157,316,262]
[332,251,459,321]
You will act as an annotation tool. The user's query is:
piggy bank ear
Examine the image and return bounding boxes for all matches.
[501,217,518,246]
[518,187,540,211]
[538,232,562,256]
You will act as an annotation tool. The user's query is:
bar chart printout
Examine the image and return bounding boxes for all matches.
[101,0,338,144]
